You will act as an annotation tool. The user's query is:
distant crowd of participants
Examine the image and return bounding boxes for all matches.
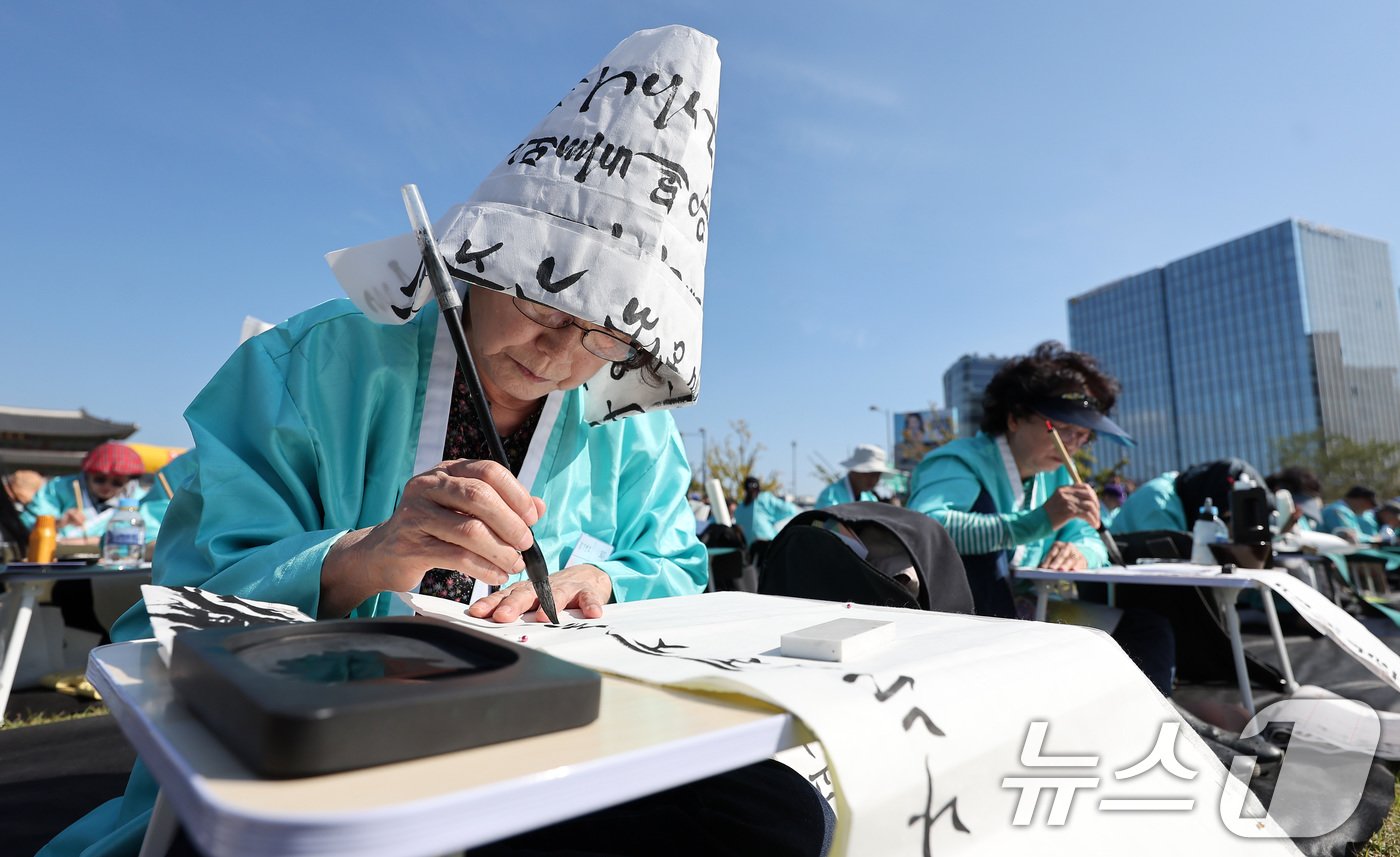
[0,442,192,562]
[712,341,1396,702]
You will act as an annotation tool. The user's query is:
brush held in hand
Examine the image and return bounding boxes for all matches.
[402,183,560,624]
[1044,421,1125,566]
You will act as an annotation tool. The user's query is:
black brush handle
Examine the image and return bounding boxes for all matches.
[402,185,560,624]
[1097,525,1125,566]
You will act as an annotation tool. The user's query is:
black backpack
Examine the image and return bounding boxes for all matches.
[757,502,973,613]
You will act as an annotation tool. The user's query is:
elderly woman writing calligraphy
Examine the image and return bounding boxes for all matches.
[906,343,1175,696]
[44,26,830,857]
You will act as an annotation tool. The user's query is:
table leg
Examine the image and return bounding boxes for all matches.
[1217,589,1255,716]
[138,789,177,857]
[1259,587,1299,693]
[0,582,40,721]
[1034,582,1049,622]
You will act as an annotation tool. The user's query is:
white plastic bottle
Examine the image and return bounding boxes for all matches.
[102,497,146,568]
[1191,497,1229,564]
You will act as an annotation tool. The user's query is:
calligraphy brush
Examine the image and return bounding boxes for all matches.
[70,479,86,535]
[1045,420,1126,567]
[401,184,561,625]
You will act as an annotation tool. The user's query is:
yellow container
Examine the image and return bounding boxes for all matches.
[27,515,57,563]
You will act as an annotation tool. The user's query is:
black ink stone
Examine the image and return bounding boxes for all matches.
[169,616,601,778]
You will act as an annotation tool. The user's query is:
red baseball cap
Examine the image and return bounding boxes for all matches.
[81,442,145,477]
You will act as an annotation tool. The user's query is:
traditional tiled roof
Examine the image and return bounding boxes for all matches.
[0,405,137,439]
[0,448,89,471]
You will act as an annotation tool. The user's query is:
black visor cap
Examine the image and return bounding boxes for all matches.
[1031,398,1135,446]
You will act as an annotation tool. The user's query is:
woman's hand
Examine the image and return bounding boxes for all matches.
[1042,484,1101,530]
[320,459,546,617]
[58,507,86,532]
[1038,541,1088,571]
[469,563,612,623]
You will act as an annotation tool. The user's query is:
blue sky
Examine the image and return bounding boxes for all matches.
[3,1,1397,495]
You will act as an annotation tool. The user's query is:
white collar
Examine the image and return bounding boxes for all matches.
[996,435,1033,567]
[995,435,1026,510]
[414,308,561,493]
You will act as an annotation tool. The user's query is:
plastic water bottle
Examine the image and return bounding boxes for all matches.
[1191,498,1229,564]
[102,498,146,568]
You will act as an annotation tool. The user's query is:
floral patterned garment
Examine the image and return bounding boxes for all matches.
[418,363,544,603]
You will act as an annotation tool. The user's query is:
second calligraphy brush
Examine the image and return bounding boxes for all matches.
[401,183,561,625]
[1045,420,1126,566]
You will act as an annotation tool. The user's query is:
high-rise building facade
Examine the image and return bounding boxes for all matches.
[1069,219,1400,481]
[942,354,1009,438]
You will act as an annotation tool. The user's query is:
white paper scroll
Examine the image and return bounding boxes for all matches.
[143,584,313,665]
[1272,685,1400,760]
[400,590,1301,856]
[1240,569,1400,693]
[706,478,731,527]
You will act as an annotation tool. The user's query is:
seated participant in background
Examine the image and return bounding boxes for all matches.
[814,443,894,509]
[1,469,44,560]
[43,26,828,857]
[907,342,1173,695]
[23,443,145,540]
[1110,458,1268,536]
[908,342,1137,611]
[734,475,800,561]
[1266,466,1323,533]
[1375,500,1400,542]
[1322,485,1380,542]
[1098,481,1126,529]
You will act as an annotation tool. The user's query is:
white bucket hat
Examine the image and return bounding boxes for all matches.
[326,25,720,425]
[840,444,895,473]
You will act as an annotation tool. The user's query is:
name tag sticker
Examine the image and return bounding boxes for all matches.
[570,533,614,566]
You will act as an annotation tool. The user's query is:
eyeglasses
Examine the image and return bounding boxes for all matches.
[512,297,637,363]
[90,474,132,487]
[1042,417,1095,446]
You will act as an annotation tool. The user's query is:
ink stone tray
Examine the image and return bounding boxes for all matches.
[169,616,600,778]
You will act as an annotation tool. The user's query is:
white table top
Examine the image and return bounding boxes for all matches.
[1,562,150,583]
[1016,562,1263,588]
[89,639,806,857]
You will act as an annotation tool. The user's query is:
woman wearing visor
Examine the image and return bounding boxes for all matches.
[908,342,1135,615]
[906,343,1173,695]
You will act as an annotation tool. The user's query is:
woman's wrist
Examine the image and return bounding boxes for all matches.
[320,527,376,617]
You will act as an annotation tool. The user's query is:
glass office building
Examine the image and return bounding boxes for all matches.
[942,354,1009,438]
[1068,220,1400,481]
[1068,269,1180,478]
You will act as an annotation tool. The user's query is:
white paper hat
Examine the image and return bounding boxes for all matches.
[326,25,720,425]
